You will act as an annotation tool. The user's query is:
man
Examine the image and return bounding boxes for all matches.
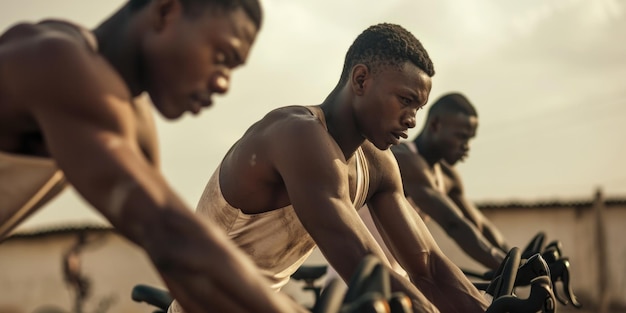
[170,24,489,313]
[0,1,305,312]
[390,93,509,271]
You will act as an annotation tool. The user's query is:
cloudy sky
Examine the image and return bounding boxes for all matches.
[2,0,625,230]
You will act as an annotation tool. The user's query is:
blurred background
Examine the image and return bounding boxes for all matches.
[0,0,624,312]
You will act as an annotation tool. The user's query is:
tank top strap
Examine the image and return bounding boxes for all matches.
[353,147,370,208]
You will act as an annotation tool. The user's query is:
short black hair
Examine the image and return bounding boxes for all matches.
[427,93,477,119]
[338,23,435,85]
[129,0,262,30]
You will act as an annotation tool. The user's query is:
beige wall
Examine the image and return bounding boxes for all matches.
[427,202,626,310]
[0,230,162,313]
[1,199,624,312]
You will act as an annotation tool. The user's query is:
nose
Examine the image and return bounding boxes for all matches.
[403,110,417,129]
[211,70,231,94]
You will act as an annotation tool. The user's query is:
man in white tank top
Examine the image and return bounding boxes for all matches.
[170,24,489,313]
[0,2,307,312]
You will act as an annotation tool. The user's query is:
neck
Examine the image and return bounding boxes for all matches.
[320,85,365,160]
[414,133,440,167]
[93,4,143,97]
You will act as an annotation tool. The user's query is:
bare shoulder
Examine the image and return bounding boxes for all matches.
[256,105,323,132]
[242,105,330,147]
[1,21,128,109]
[226,105,338,170]
[390,143,430,182]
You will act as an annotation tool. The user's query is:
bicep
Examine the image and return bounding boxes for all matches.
[28,44,159,222]
[271,132,384,281]
[33,95,156,219]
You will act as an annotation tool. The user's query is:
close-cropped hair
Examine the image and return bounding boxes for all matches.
[128,0,262,30]
[338,23,435,85]
[427,93,477,118]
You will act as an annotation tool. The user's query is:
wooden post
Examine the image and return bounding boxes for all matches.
[594,187,610,312]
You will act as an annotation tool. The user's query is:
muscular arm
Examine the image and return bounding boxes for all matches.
[270,120,437,312]
[17,35,302,313]
[404,183,504,270]
[447,179,509,254]
[397,153,505,270]
[367,150,488,313]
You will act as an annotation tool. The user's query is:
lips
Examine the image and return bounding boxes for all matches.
[389,130,408,145]
[391,130,408,140]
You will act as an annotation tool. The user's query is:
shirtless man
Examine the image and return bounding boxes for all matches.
[0,1,306,312]
[383,93,508,272]
[170,24,489,313]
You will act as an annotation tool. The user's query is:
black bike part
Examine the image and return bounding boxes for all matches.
[340,292,389,313]
[313,277,347,313]
[486,275,556,313]
[487,247,521,298]
[521,232,546,259]
[388,292,412,313]
[514,253,550,286]
[343,255,390,304]
[292,265,328,282]
[131,284,173,311]
[550,258,582,308]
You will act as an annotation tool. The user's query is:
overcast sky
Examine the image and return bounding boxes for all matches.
[2,0,625,230]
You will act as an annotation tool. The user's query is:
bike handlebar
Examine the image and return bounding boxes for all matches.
[131,284,172,312]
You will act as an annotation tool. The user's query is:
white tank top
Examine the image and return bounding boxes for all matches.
[194,106,370,290]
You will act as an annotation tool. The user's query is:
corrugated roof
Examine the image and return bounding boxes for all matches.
[477,197,626,210]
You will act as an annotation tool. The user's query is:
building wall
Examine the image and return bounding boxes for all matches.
[1,200,624,312]
[427,202,626,310]
[0,230,162,313]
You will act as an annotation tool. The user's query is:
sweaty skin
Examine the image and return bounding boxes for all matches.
[0,1,306,312]
[180,61,489,313]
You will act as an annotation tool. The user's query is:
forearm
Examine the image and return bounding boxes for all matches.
[388,270,440,313]
[131,204,305,313]
[481,222,509,253]
[76,164,301,312]
[446,221,505,270]
[408,252,488,313]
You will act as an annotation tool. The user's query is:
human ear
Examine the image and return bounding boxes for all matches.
[350,64,370,95]
[150,0,183,31]
[429,116,441,132]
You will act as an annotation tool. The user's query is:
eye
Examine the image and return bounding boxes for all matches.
[215,51,227,65]
[398,95,412,106]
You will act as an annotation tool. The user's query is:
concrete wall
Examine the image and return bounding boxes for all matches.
[411,199,626,311]
[1,196,624,312]
[0,229,162,313]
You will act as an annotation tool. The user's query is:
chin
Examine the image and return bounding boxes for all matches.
[373,141,393,151]
[444,157,459,165]
[156,103,185,120]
